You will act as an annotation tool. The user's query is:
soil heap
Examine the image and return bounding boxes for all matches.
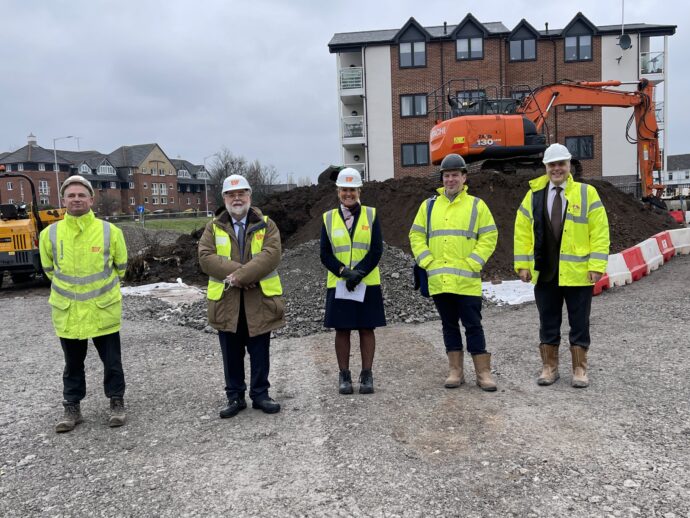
[124,172,680,285]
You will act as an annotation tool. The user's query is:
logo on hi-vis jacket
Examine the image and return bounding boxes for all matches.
[91,246,102,253]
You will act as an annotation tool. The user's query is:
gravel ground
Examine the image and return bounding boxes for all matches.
[1,256,688,517]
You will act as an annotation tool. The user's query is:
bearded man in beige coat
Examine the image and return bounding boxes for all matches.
[198,174,285,418]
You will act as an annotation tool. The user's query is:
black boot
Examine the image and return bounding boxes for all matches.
[219,397,247,419]
[108,397,127,428]
[359,369,374,394]
[55,402,83,433]
[339,369,353,394]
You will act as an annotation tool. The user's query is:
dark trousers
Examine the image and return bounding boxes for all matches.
[218,297,271,402]
[60,332,126,404]
[534,278,592,348]
[432,293,486,354]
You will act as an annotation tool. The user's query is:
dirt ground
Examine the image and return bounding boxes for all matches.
[1,256,688,517]
[124,173,680,286]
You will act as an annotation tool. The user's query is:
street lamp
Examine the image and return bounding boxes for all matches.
[203,154,215,216]
[53,135,74,209]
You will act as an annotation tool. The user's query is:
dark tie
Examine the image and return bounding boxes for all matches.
[551,186,563,236]
[236,221,245,260]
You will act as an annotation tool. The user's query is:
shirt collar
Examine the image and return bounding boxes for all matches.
[549,181,564,191]
[232,215,247,226]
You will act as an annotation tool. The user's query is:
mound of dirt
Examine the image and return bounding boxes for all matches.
[125,173,680,285]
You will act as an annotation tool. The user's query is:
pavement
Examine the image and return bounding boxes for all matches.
[1,255,689,517]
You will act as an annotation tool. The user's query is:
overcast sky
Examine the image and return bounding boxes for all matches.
[1,0,687,182]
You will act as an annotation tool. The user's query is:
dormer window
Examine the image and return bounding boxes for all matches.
[510,38,536,61]
[399,41,425,68]
[565,35,592,61]
[457,37,483,60]
[80,164,90,174]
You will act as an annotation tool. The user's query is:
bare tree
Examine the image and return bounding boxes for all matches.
[95,192,120,216]
[207,149,281,206]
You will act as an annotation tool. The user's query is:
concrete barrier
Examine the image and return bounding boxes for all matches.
[638,237,664,272]
[668,228,690,254]
[606,252,633,286]
[622,247,648,281]
[653,231,676,262]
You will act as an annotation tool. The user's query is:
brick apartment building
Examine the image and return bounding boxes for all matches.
[0,134,213,215]
[328,12,675,182]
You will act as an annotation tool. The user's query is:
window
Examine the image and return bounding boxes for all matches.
[565,105,592,111]
[510,38,536,61]
[399,41,426,67]
[453,89,486,114]
[110,182,117,189]
[668,172,673,180]
[8,198,14,204]
[565,35,592,61]
[161,197,167,204]
[144,197,149,203]
[685,171,690,180]
[53,164,59,172]
[401,94,427,117]
[128,182,135,189]
[160,183,167,195]
[98,165,115,175]
[153,197,159,205]
[39,180,49,195]
[187,197,191,205]
[40,197,49,205]
[143,182,148,189]
[511,89,531,101]
[565,136,594,159]
[4,165,10,172]
[80,164,91,174]
[169,198,174,204]
[169,183,173,189]
[197,197,201,204]
[142,167,148,174]
[401,143,429,166]
[39,163,45,171]
[456,37,483,60]
[6,181,12,191]
[129,197,135,205]
[151,168,158,176]
[18,163,24,171]
[152,184,159,195]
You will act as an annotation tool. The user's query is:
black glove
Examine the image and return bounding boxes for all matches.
[345,269,365,291]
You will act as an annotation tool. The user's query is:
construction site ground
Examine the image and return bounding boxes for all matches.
[1,254,688,517]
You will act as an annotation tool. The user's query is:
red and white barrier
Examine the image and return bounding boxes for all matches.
[621,246,648,282]
[669,228,690,254]
[654,231,676,262]
[605,253,633,287]
[638,237,664,272]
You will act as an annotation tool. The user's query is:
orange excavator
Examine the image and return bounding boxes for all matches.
[429,78,662,199]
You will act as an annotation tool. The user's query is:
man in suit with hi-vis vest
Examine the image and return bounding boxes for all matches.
[198,174,285,418]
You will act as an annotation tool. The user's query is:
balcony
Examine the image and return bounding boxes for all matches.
[339,67,363,102]
[342,116,365,147]
[640,51,664,79]
[655,101,664,126]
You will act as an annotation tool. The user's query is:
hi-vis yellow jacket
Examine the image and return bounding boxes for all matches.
[322,206,381,288]
[514,174,610,286]
[39,211,127,339]
[409,186,497,297]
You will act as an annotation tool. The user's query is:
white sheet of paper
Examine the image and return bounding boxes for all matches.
[335,280,366,302]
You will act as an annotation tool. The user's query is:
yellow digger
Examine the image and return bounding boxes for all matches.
[0,168,65,288]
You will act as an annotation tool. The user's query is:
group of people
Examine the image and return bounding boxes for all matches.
[39,142,609,433]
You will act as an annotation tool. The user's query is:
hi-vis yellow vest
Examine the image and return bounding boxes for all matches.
[206,216,283,300]
[323,206,381,288]
[39,211,127,339]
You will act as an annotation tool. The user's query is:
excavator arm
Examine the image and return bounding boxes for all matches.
[518,79,662,197]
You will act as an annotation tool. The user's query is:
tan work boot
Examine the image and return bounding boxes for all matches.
[537,343,560,385]
[472,353,497,392]
[444,351,465,388]
[570,345,589,388]
[55,403,83,433]
[108,398,126,427]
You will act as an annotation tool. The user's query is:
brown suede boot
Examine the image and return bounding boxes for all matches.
[537,344,560,386]
[55,402,83,433]
[471,353,497,392]
[570,345,589,388]
[444,351,465,388]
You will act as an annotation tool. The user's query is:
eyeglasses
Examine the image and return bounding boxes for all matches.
[223,191,249,199]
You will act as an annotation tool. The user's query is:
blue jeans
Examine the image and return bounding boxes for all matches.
[432,293,487,354]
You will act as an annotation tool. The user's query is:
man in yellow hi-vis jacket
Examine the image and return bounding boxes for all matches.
[39,175,128,433]
[198,174,284,418]
[514,143,610,388]
[409,154,498,392]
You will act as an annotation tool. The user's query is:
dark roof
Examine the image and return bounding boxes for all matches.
[171,158,196,171]
[58,150,111,169]
[329,16,675,50]
[107,143,158,168]
[0,152,9,161]
[668,154,690,171]
[0,144,71,165]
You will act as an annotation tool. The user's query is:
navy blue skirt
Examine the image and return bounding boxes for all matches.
[324,284,387,330]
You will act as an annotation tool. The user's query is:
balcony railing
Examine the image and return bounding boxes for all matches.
[655,101,664,124]
[342,116,364,138]
[641,51,664,75]
[339,67,363,90]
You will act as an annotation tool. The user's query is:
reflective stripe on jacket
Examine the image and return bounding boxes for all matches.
[409,186,497,297]
[207,216,283,300]
[323,206,381,288]
[38,210,127,339]
[514,174,610,286]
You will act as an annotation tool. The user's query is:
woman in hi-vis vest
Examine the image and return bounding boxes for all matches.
[320,168,386,395]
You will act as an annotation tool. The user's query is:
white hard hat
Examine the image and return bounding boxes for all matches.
[543,143,572,164]
[335,167,362,188]
[222,174,252,193]
[60,175,94,197]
